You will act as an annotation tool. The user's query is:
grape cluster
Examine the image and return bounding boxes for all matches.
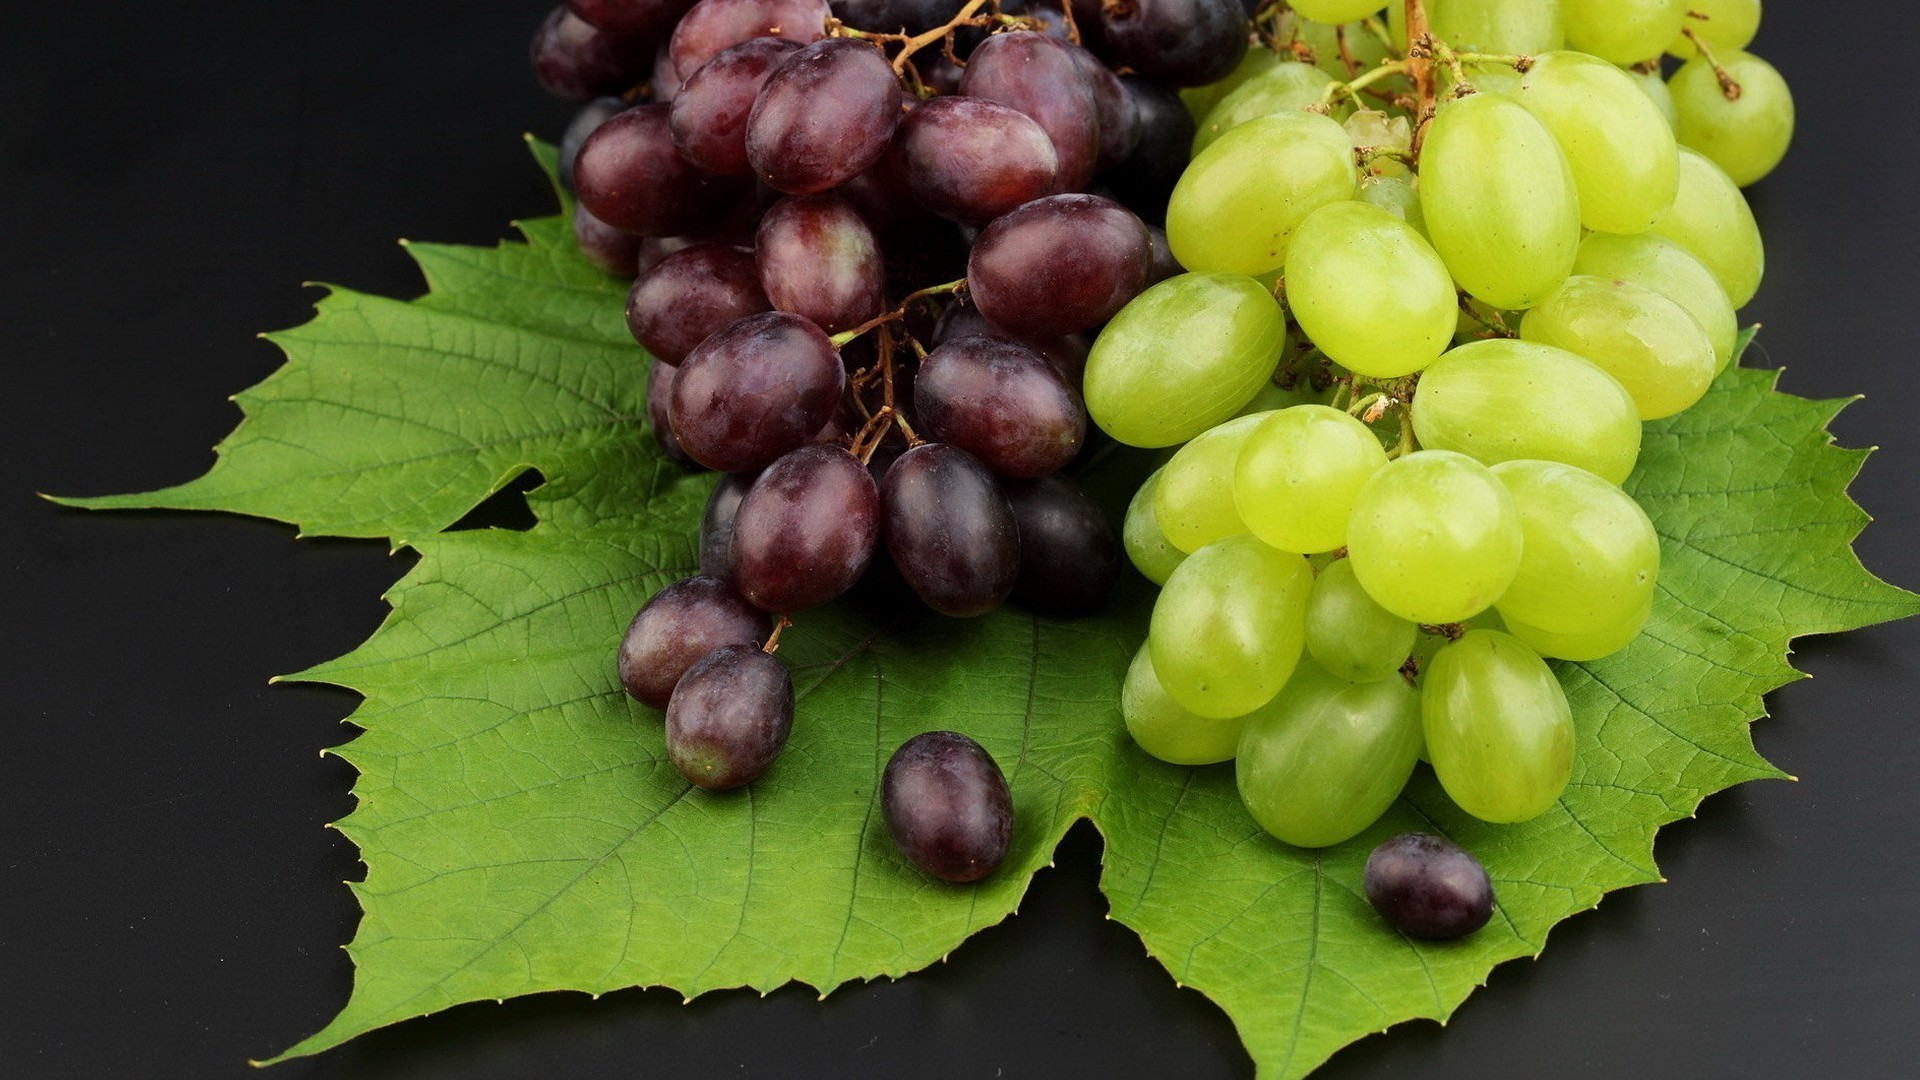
[1098,0,1789,856]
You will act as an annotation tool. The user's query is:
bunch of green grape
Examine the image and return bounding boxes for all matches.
[1086,0,1788,849]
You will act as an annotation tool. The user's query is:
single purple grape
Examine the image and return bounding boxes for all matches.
[731,443,880,612]
[531,6,653,103]
[619,575,771,708]
[882,731,1014,883]
[670,0,834,82]
[1066,42,1139,170]
[914,335,1085,478]
[667,311,845,472]
[747,37,906,195]
[626,243,771,364]
[1099,0,1249,88]
[1364,833,1496,939]
[967,193,1152,337]
[755,193,886,334]
[699,471,759,579]
[666,643,794,789]
[895,96,1059,226]
[573,103,747,236]
[1001,474,1121,615]
[881,443,1020,617]
[669,37,802,176]
[567,0,699,43]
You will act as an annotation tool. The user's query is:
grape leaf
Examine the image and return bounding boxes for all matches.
[62,145,1919,1076]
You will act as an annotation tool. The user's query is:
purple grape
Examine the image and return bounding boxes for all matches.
[1364,833,1496,940]
[560,96,635,195]
[959,31,1099,193]
[932,302,1089,382]
[646,358,703,467]
[1100,75,1196,224]
[666,643,794,789]
[731,443,880,612]
[573,202,644,276]
[618,575,771,708]
[966,193,1151,337]
[1099,0,1249,88]
[895,96,1059,226]
[531,6,653,103]
[669,37,802,176]
[1144,224,1183,285]
[881,443,1020,617]
[668,311,846,472]
[754,194,886,334]
[914,336,1085,479]
[573,103,747,236]
[829,0,955,34]
[882,730,1013,883]
[626,243,771,364]
[1002,474,1120,614]
[567,0,699,43]
[747,37,906,195]
[1066,43,1140,170]
[700,471,759,579]
[669,0,833,82]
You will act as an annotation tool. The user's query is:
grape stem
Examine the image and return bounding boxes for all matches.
[829,277,968,348]
[763,615,793,654]
[1335,24,1361,78]
[828,0,1004,78]
[1403,0,1438,160]
[1321,59,1413,110]
[1680,26,1744,100]
[1458,295,1517,338]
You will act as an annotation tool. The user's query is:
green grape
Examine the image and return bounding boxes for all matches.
[1285,201,1456,379]
[1150,535,1313,718]
[1305,558,1419,683]
[1085,273,1287,447]
[1505,591,1652,661]
[1512,51,1678,235]
[1574,231,1738,372]
[1180,46,1281,122]
[1408,610,1506,677]
[1123,467,1187,585]
[1357,174,1426,235]
[1409,338,1642,484]
[1667,0,1761,59]
[1671,49,1794,187]
[1290,0,1389,22]
[1234,404,1389,553]
[1193,61,1339,156]
[1649,147,1764,305]
[1235,372,1331,417]
[1564,0,1688,64]
[1345,450,1524,624]
[1154,412,1274,553]
[1489,459,1660,634]
[1422,629,1574,823]
[1389,0,1565,54]
[1521,274,1718,420]
[1166,111,1358,276]
[1122,643,1250,765]
[1420,92,1581,310]
[1293,16,1397,83]
[1627,64,1680,132]
[1235,659,1423,848]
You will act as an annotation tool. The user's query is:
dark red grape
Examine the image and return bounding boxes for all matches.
[731,443,880,612]
[568,0,699,43]
[626,243,771,365]
[881,443,1020,617]
[668,311,846,472]
[1099,0,1249,88]
[700,471,759,579]
[915,336,1085,478]
[1364,833,1496,940]
[895,96,1059,226]
[573,103,746,237]
[882,731,1013,883]
[560,96,635,195]
[959,31,1099,193]
[669,0,833,81]
[932,303,1089,382]
[619,575,771,708]
[573,202,644,276]
[1066,43,1139,170]
[666,643,794,789]
[746,37,906,195]
[646,358,703,467]
[966,193,1151,337]
[531,6,653,103]
[1002,474,1120,614]
[669,37,801,176]
[754,194,886,334]
[829,0,955,34]
[1100,75,1196,225]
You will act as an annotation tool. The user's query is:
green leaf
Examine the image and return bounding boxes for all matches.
[68,147,1918,1076]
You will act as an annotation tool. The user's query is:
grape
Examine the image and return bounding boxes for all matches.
[1345,451,1524,625]
[531,6,652,103]
[1003,474,1121,615]
[930,304,1089,382]
[1232,404,1388,555]
[1364,833,1495,939]
[572,203,644,276]
[829,0,953,34]
[1422,629,1574,823]
[730,442,880,612]
[882,731,1014,883]
[1409,338,1643,485]
[1356,174,1426,234]
[1149,534,1313,719]
[747,37,905,195]
[1285,201,1456,379]
[669,0,832,81]
[1142,224,1184,286]
[1671,49,1795,187]
[915,335,1086,479]
[1068,44,1141,171]
[1165,111,1357,276]
[1649,147,1765,306]
[1101,0,1250,88]
[699,471,758,578]
[1563,0,1688,65]
[574,103,747,237]
[967,194,1152,339]
[1667,0,1761,59]
[1122,643,1250,766]
[1574,231,1739,372]
[668,310,846,472]
[1491,459,1660,636]
[1153,411,1271,553]
[754,194,885,334]
[1178,45,1279,123]
[1419,91,1581,310]
[1520,274,1718,420]
[559,96,633,194]
[1235,659,1424,848]
[1628,65,1680,133]
[1084,272,1287,447]
[1101,76,1198,226]
[1191,61,1338,157]
[1504,591,1653,661]
[618,575,771,708]
[1512,51,1679,236]
[894,97,1060,226]
[626,242,770,364]
[646,357,701,467]
[881,443,1021,617]
[666,643,794,789]
[1305,559,1418,684]
[669,37,802,176]
[1123,467,1187,586]
[960,31,1100,192]
[1389,0,1565,54]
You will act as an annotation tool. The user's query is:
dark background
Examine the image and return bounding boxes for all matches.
[6,3,1916,1077]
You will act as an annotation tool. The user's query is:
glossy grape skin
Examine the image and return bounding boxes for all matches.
[626,243,770,365]
[1649,147,1765,306]
[1122,643,1250,765]
[730,443,879,612]
[1232,405,1388,555]
[1235,660,1424,848]
[572,203,644,276]
[1521,274,1718,420]
[574,104,746,237]
[531,6,651,103]
[895,97,1059,226]
[1505,591,1653,661]
[1420,92,1581,311]
[754,194,885,335]
[1084,273,1288,448]
[1123,467,1187,586]
[1671,49,1795,187]
[1574,231,1739,372]
[1101,76,1197,226]
[666,644,794,789]
[1152,412,1270,553]
[746,37,904,195]
[1512,51,1679,235]
[1069,43,1140,170]
[1192,61,1337,156]
[669,37,801,176]
[960,31,1100,192]
[559,96,633,194]
[646,358,701,467]
[1166,111,1357,276]
[1422,629,1575,824]
[1003,474,1121,615]
[1102,0,1249,87]
[1346,451,1524,625]
[1410,339,1643,485]
[915,336,1085,479]
[882,731,1014,883]
[1305,559,1418,684]
[1285,201,1456,379]
[1666,0,1761,59]
[1149,534,1313,719]
[618,575,770,708]
[1563,0,1688,65]
[699,471,758,578]
[669,0,832,80]
[668,311,846,472]
[1491,459,1660,635]
[967,194,1152,339]
[1364,833,1495,939]
[1388,0,1564,54]
[882,444,1021,617]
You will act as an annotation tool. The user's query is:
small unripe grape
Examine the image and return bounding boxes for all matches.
[1364,833,1496,939]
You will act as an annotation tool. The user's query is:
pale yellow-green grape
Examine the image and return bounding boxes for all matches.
[1235,660,1423,848]
[1305,558,1419,683]
[1505,591,1653,661]
[1574,231,1738,371]
[1193,61,1339,155]
[1285,202,1455,378]
[1409,338,1643,484]
[1390,0,1566,54]
[1293,17,1396,83]
[1357,174,1426,235]
[1154,411,1274,553]
[1628,64,1679,132]
[1346,450,1524,624]
[1123,467,1186,585]
[1419,92,1581,310]
[1564,0,1688,64]
[1149,534,1313,718]
[1122,643,1251,765]
[1234,404,1389,553]
[1490,459,1660,635]
[1511,51,1678,234]
[1180,46,1280,122]
[1166,111,1358,276]
[1521,274,1718,419]
[1289,0,1391,23]
[1649,147,1764,305]
[1667,0,1761,59]
[1085,272,1288,447]
[1671,49,1794,187]
[1422,629,1574,823]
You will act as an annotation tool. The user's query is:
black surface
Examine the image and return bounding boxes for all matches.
[6,4,1917,1078]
